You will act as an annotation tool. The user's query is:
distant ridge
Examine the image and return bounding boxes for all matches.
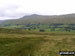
[1,13,75,25]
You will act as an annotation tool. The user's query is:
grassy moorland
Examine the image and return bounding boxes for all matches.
[0,28,75,56]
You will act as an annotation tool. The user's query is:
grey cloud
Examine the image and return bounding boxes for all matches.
[0,5,25,19]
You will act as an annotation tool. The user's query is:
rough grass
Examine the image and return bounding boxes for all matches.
[0,32,75,56]
[0,28,75,56]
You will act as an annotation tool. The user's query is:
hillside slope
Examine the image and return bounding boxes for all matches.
[1,13,75,25]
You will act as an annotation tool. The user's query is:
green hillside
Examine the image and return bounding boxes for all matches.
[1,13,75,25]
[0,14,75,32]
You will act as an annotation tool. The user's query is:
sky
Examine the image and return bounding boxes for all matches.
[0,0,75,20]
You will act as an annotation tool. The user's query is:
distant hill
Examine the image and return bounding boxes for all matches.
[1,13,75,25]
[0,20,5,23]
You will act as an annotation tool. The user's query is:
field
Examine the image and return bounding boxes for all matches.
[1,24,75,32]
[0,29,75,56]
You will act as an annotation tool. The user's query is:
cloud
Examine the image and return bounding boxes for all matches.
[0,0,26,20]
[0,0,75,20]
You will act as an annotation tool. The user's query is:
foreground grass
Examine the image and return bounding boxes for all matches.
[0,32,75,56]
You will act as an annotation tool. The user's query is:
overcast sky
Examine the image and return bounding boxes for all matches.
[0,0,75,20]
